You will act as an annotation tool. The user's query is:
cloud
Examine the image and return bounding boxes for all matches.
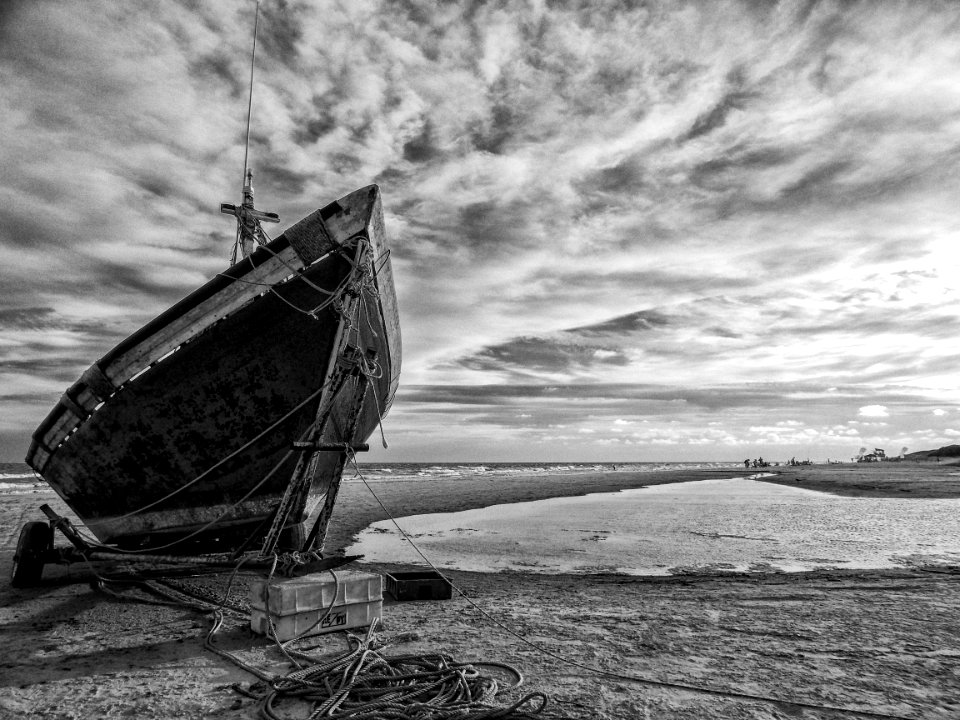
[3,1,960,461]
[858,405,890,418]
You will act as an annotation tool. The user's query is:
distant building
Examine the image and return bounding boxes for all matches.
[857,448,888,463]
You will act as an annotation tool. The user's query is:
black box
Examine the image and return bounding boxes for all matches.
[385,570,452,601]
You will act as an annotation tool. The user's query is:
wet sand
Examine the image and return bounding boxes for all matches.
[760,459,960,498]
[2,462,959,718]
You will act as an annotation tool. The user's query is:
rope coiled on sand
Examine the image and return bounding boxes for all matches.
[257,620,550,720]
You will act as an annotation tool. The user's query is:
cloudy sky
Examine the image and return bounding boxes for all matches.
[2,0,960,463]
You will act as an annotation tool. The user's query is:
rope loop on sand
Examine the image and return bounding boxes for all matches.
[258,620,550,720]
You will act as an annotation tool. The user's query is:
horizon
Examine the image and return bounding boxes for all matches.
[2,453,943,467]
[3,2,960,464]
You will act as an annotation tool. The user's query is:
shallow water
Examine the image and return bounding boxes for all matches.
[347,477,960,575]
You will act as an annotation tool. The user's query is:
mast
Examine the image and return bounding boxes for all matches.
[220,0,278,263]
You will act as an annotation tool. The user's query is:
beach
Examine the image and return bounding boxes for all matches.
[2,462,959,718]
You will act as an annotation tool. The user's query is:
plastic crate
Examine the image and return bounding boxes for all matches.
[385,570,452,601]
[249,570,382,615]
[251,600,382,641]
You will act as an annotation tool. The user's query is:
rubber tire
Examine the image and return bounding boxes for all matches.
[11,521,52,588]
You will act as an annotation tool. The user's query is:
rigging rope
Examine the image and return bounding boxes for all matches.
[244,235,367,320]
[242,0,261,190]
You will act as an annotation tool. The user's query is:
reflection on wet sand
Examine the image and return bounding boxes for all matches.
[349,477,960,575]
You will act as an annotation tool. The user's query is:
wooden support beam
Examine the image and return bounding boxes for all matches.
[258,240,371,559]
[292,442,369,452]
[302,375,371,554]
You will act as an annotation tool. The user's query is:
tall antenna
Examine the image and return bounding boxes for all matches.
[220,0,278,264]
[242,0,261,190]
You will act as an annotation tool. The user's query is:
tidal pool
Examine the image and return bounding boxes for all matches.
[347,477,960,575]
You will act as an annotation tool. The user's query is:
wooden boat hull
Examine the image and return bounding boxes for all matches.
[26,186,400,553]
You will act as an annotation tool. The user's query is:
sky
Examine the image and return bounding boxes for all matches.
[2,0,960,464]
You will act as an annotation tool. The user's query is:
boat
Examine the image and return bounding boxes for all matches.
[22,181,401,557]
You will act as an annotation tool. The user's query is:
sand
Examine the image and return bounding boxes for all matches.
[2,462,959,719]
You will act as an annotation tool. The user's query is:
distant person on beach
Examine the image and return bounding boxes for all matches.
[744,459,750,468]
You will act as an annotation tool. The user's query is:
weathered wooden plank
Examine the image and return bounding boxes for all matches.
[26,441,50,473]
[103,244,304,386]
[102,189,379,392]
[58,392,87,421]
[86,494,282,540]
[35,384,102,456]
[98,235,294,371]
[32,219,342,466]
[72,386,100,412]
[80,363,116,401]
[323,184,399,422]
[284,208,338,265]
[40,407,82,454]
[321,185,378,243]
[351,186,401,414]
[33,247,308,460]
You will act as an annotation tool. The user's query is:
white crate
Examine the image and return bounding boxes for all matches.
[250,600,382,641]
[249,570,382,615]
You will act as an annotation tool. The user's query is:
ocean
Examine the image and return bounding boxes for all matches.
[0,462,45,494]
[347,460,740,482]
[0,460,740,491]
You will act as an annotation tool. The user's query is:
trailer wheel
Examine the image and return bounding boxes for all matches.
[11,521,52,588]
